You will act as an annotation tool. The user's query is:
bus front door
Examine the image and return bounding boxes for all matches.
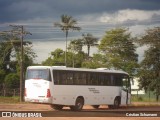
[121,77,131,105]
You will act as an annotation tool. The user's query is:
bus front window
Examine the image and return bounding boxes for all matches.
[26,69,51,81]
[122,76,130,93]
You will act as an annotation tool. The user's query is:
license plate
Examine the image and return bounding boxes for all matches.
[34,99,39,102]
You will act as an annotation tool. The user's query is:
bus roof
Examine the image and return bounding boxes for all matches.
[27,66,128,75]
[27,66,51,69]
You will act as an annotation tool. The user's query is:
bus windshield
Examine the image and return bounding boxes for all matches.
[26,69,51,81]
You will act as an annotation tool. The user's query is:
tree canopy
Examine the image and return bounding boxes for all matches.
[98,28,138,75]
[0,28,36,90]
[137,27,160,101]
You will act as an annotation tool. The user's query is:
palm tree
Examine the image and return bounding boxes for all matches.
[54,15,81,66]
[82,33,98,57]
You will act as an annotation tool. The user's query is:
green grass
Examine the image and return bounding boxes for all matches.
[0,95,159,105]
[131,96,157,102]
[131,90,160,102]
[0,96,20,103]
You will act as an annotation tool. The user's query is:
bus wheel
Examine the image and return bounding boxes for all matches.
[92,105,100,109]
[50,105,63,110]
[70,97,84,111]
[108,97,120,109]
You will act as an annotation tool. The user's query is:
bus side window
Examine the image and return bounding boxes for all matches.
[99,73,105,85]
[86,72,91,85]
[53,70,58,84]
[114,74,122,86]
[60,71,66,85]
[111,75,115,86]
[80,73,86,85]
[91,73,97,85]
[78,72,83,85]
[74,72,79,85]
[48,70,52,81]
[104,74,109,86]
[66,71,73,85]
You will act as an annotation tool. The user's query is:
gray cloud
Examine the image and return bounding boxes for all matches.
[0,0,160,63]
[0,0,160,23]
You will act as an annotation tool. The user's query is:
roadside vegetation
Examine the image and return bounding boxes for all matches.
[0,14,160,102]
[0,96,20,103]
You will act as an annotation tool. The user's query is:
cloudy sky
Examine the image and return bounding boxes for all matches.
[0,0,160,63]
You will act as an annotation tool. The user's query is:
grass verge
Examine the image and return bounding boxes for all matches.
[0,96,20,104]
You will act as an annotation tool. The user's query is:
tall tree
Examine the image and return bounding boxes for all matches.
[54,15,81,66]
[82,33,98,57]
[99,28,138,75]
[0,30,36,90]
[137,27,160,101]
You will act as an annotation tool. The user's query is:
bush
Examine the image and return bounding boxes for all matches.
[137,96,143,101]
[4,73,20,89]
[131,95,144,102]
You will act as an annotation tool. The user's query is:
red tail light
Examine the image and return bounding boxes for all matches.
[46,89,51,98]
[24,88,27,96]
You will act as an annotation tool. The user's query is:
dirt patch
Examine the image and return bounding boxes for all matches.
[0,103,159,119]
[131,102,160,106]
[0,103,52,111]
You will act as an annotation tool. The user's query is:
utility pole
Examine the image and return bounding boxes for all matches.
[9,25,31,102]
[20,25,24,102]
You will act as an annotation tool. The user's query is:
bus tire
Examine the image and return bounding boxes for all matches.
[92,105,100,109]
[50,104,63,110]
[108,97,120,109]
[70,97,84,111]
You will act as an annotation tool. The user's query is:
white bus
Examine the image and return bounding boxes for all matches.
[25,66,131,111]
